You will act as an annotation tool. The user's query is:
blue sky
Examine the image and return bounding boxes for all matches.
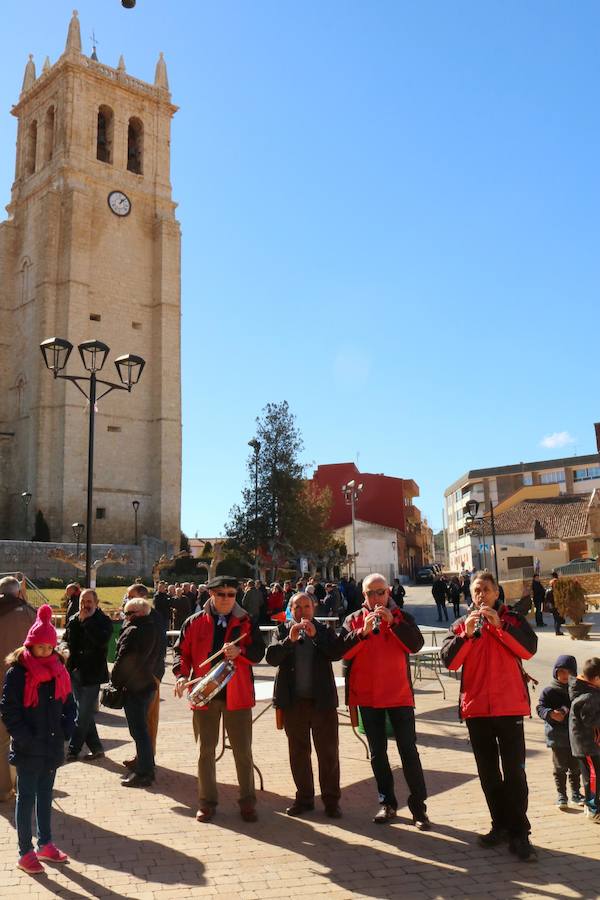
[2,2,599,536]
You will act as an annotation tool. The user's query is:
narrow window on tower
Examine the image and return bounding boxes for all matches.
[25,120,37,175]
[96,105,113,164]
[127,117,143,174]
[43,106,55,164]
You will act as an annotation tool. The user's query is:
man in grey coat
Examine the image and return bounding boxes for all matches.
[0,575,36,800]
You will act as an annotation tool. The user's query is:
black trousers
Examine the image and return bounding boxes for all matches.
[360,706,427,817]
[551,746,581,796]
[466,716,530,838]
[577,754,600,809]
[435,600,448,622]
[533,600,544,627]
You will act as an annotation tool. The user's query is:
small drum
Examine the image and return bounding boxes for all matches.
[188,660,235,706]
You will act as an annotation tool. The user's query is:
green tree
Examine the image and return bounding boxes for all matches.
[225,401,333,573]
[33,509,51,542]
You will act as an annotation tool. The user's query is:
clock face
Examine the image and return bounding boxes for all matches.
[107,191,131,217]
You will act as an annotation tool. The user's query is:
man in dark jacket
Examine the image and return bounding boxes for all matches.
[340,573,429,828]
[266,592,344,818]
[431,576,448,622]
[111,598,160,787]
[536,655,583,809]
[568,657,600,820]
[530,575,546,627]
[441,571,538,860]
[63,588,112,761]
[152,581,171,630]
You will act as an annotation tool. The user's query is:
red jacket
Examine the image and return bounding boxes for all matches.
[341,603,424,708]
[440,603,537,719]
[172,605,264,711]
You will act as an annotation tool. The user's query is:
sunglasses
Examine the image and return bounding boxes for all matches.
[214,591,237,599]
[365,588,387,598]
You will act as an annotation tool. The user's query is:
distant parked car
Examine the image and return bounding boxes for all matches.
[415,566,436,584]
[554,558,598,575]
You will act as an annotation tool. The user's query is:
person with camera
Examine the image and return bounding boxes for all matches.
[266,591,345,818]
[440,571,538,861]
[340,573,429,828]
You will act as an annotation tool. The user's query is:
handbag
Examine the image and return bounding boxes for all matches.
[100,683,125,709]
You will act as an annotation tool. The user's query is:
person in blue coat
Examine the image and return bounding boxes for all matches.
[536,655,584,810]
[0,604,75,874]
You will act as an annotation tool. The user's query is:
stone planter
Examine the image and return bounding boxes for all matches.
[564,623,593,641]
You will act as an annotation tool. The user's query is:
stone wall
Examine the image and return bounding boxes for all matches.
[0,535,170,584]
[502,572,600,602]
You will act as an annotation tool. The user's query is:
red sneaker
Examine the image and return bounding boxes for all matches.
[36,843,69,863]
[17,850,44,874]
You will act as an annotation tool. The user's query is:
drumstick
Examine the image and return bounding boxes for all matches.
[182,634,245,688]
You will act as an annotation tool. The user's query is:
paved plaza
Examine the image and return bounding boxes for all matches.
[1,587,600,899]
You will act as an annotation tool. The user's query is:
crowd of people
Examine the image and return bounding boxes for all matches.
[0,567,599,875]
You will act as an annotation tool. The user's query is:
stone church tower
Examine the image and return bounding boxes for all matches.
[0,11,181,549]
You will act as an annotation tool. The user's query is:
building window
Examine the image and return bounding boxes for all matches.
[127,117,143,174]
[43,105,55,163]
[25,120,37,175]
[539,471,566,484]
[522,473,533,486]
[573,467,600,482]
[107,425,122,433]
[19,258,32,305]
[96,507,106,519]
[132,321,142,330]
[90,313,101,322]
[456,508,463,521]
[96,106,113,164]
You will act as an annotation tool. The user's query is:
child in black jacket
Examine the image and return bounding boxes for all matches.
[536,654,584,809]
[0,605,75,873]
[568,657,600,822]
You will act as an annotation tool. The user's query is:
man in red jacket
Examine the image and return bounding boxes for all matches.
[440,571,538,861]
[340,573,429,827]
[173,575,265,823]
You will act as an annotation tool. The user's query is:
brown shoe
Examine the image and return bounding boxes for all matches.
[325,805,342,819]
[195,807,215,823]
[373,804,397,824]
[123,758,137,770]
[286,801,315,817]
[240,805,258,822]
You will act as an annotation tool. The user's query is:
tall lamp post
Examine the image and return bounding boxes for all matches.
[72,522,84,559]
[342,479,363,579]
[248,439,261,579]
[465,499,499,581]
[40,337,145,588]
[21,490,32,540]
[132,500,140,545]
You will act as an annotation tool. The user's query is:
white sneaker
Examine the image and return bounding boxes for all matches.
[584,805,600,822]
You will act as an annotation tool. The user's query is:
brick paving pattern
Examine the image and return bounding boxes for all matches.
[1,634,600,898]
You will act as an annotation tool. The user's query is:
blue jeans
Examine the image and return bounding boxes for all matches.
[123,687,155,777]
[16,768,56,856]
[69,670,102,755]
[359,706,427,817]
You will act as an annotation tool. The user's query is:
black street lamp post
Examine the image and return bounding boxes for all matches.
[40,337,145,588]
[342,480,363,579]
[21,490,32,540]
[72,522,84,559]
[248,439,261,579]
[465,498,499,581]
[132,500,140,545]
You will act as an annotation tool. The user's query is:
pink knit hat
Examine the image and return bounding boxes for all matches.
[25,604,58,648]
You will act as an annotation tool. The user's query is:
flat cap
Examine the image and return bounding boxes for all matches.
[206,575,239,590]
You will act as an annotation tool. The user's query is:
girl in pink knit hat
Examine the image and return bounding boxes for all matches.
[0,604,75,874]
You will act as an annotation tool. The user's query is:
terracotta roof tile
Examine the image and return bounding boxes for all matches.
[486,494,591,540]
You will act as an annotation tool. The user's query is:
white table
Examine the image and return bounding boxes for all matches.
[418,625,449,646]
[411,646,446,698]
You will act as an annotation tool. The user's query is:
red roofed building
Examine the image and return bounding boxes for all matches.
[312,463,433,579]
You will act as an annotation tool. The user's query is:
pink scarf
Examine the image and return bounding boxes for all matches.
[21,649,71,708]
